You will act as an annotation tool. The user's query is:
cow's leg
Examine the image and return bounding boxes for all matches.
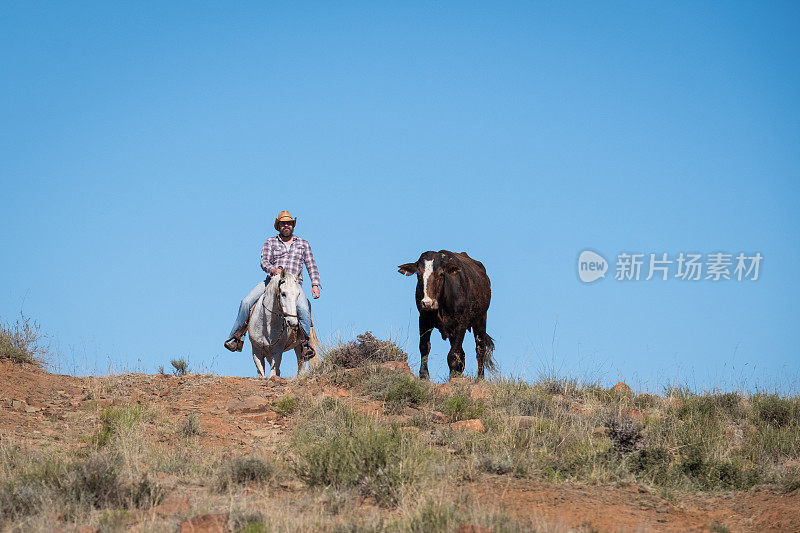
[447,329,466,378]
[473,315,488,379]
[419,314,434,380]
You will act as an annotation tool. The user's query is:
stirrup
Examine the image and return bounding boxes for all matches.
[300,339,315,362]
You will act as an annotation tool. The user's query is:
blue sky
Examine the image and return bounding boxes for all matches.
[2,2,798,392]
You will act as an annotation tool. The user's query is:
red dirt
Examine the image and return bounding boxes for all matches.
[1,360,798,532]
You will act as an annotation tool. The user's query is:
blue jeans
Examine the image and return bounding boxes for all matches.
[229,277,312,338]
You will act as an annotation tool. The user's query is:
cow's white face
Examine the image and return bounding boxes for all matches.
[420,259,437,310]
[398,252,461,312]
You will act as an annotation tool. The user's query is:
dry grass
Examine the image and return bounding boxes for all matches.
[0,446,164,529]
[2,332,799,531]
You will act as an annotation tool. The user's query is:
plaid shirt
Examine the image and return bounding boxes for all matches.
[260,235,322,287]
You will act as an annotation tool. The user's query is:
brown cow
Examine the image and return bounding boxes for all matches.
[398,250,495,379]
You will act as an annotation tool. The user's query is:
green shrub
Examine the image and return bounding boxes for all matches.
[536,431,613,482]
[752,394,799,428]
[170,358,189,376]
[178,413,201,437]
[537,376,580,397]
[442,393,484,422]
[680,446,759,490]
[98,510,132,531]
[485,378,550,417]
[63,453,164,509]
[66,453,122,508]
[404,498,459,532]
[781,467,800,493]
[293,404,422,506]
[479,454,514,475]
[91,405,150,447]
[0,313,47,366]
[216,456,275,492]
[154,449,209,478]
[363,371,430,413]
[628,446,673,485]
[392,496,526,533]
[323,332,407,369]
[0,480,50,522]
[663,385,692,401]
[709,521,731,533]
[274,395,296,417]
[677,392,746,423]
[632,393,659,410]
[607,416,643,454]
[231,511,268,533]
[127,476,166,509]
[750,423,800,458]
[0,453,164,523]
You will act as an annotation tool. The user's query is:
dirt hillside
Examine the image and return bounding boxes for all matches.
[1,360,798,532]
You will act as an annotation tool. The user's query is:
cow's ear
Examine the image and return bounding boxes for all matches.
[444,263,461,275]
[398,263,417,276]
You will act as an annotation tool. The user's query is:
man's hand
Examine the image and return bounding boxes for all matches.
[270,267,282,276]
[312,285,320,299]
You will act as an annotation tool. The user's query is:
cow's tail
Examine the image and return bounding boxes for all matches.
[483,333,497,372]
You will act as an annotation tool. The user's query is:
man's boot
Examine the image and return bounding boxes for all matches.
[224,336,244,352]
[299,336,315,361]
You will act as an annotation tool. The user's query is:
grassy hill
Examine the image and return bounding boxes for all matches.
[1,325,799,532]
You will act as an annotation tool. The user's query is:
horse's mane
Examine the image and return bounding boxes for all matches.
[260,273,297,321]
[265,272,298,294]
[265,275,281,293]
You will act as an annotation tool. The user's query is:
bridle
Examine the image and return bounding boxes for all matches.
[267,277,299,326]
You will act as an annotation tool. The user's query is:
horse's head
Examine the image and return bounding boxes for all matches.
[277,268,301,329]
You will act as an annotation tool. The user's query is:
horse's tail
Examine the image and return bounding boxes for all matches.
[308,311,323,368]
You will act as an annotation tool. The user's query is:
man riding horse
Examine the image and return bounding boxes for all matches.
[224,210,321,359]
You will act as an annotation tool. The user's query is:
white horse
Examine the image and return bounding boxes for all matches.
[247,269,320,378]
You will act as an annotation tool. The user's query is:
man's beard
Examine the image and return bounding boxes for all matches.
[280,227,294,238]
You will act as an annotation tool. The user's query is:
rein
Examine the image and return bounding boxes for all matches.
[253,275,301,350]
[265,279,299,323]
[268,307,297,318]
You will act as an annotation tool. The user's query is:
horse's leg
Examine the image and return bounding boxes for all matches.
[268,346,282,378]
[265,351,275,378]
[252,346,266,378]
[295,344,305,376]
[273,349,283,377]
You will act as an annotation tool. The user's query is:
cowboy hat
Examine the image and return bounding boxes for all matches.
[274,210,297,231]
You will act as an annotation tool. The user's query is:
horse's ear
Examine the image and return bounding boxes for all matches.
[398,263,417,276]
[280,267,286,279]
